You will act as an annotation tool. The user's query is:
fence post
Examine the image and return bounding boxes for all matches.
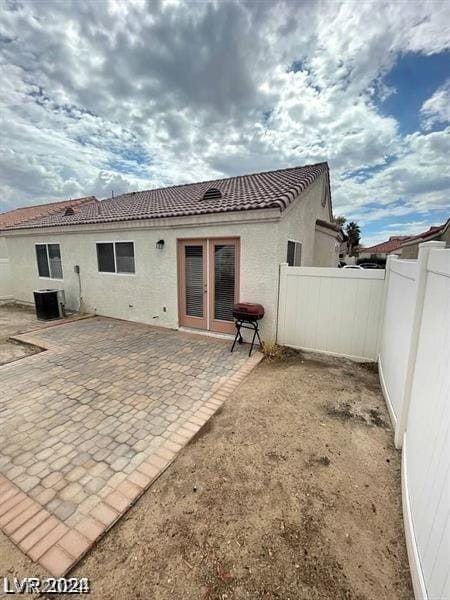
[377,253,399,358]
[394,241,446,448]
[276,263,288,345]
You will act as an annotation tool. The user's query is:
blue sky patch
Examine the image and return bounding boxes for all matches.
[378,51,450,134]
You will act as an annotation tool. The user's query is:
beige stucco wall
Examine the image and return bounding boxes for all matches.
[313,227,339,267]
[0,236,8,259]
[277,174,332,266]
[0,236,12,300]
[4,173,334,341]
[5,214,282,340]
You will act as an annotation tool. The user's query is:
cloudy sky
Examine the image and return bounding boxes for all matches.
[0,0,449,244]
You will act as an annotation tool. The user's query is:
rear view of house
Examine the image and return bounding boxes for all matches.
[2,162,340,340]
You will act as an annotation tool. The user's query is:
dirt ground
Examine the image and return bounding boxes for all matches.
[0,305,412,599]
[0,302,41,365]
[34,350,412,599]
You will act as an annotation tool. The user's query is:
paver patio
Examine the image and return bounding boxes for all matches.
[0,316,262,576]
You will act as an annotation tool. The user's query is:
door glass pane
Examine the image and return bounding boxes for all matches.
[185,246,203,317]
[116,242,135,273]
[97,243,115,272]
[36,244,50,277]
[214,245,235,321]
[48,244,63,279]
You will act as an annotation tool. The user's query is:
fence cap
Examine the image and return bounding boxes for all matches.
[418,241,446,248]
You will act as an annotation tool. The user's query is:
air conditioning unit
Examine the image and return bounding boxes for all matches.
[33,289,65,321]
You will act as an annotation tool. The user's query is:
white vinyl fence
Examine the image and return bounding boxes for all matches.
[378,257,419,438]
[0,258,12,301]
[277,265,385,360]
[277,242,449,600]
[381,243,449,600]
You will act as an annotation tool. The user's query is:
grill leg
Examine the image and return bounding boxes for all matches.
[249,322,261,357]
[231,320,242,353]
[231,319,262,356]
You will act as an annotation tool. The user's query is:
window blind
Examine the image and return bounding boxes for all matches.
[185,246,203,317]
[214,245,235,321]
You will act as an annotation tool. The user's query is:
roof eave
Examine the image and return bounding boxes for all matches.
[1,206,282,236]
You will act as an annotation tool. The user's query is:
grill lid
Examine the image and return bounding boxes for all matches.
[232,302,264,319]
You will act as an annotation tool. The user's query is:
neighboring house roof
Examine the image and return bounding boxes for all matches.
[361,217,450,254]
[4,163,330,230]
[400,218,450,248]
[361,236,411,254]
[0,196,97,231]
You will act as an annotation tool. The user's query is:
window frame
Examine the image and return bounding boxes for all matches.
[287,239,302,267]
[95,241,136,275]
[34,242,64,280]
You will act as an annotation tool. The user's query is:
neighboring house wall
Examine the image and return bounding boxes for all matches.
[358,251,388,260]
[401,228,450,259]
[313,226,339,267]
[401,227,450,259]
[277,174,331,266]
[5,215,281,340]
[401,244,419,259]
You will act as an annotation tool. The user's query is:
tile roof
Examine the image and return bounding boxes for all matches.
[4,163,329,230]
[361,236,410,254]
[400,218,450,247]
[362,217,450,254]
[0,197,97,231]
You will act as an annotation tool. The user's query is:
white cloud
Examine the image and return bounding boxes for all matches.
[334,126,450,224]
[421,80,450,130]
[0,0,449,239]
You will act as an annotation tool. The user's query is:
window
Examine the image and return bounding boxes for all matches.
[287,240,302,266]
[96,242,135,274]
[35,243,63,279]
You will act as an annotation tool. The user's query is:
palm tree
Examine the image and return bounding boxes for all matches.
[345,221,361,256]
[333,215,347,226]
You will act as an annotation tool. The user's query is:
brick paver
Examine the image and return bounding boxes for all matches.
[0,317,262,576]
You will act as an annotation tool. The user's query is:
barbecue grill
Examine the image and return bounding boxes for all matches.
[230,302,264,357]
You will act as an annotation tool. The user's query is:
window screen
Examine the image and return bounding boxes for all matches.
[115,242,135,273]
[287,241,302,266]
[96,243,115,272]
[36,244,50,278]
[48,244,63,279]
